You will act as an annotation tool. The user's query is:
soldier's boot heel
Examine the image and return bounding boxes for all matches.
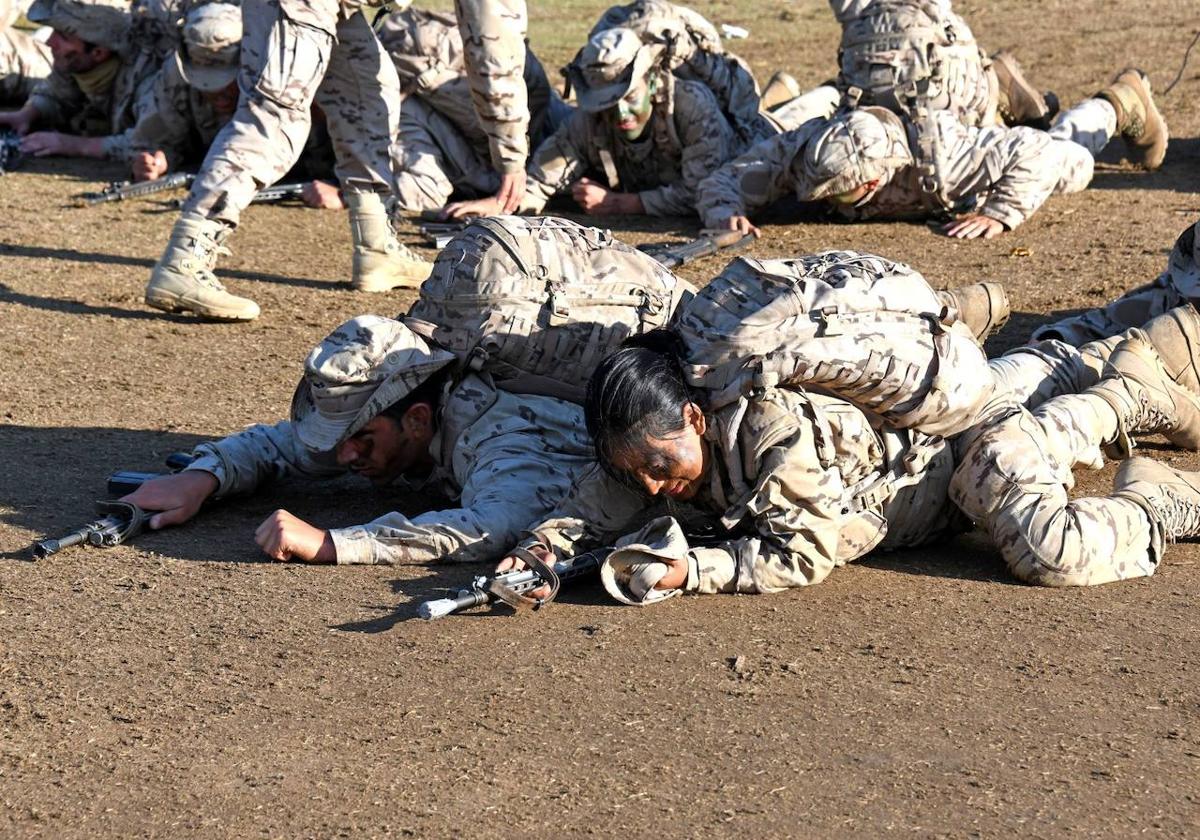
[1115,457,1200,541]
[144,213,260,321]
[1096,67,1168,170]
[936,282,1011,343]
[991,50,1055,129]
[1091,331,1200,455]
[1137,305,1200,394]
[347,191,431,293]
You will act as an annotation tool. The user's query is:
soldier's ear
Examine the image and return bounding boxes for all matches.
[401,402,435,438]
[683,402,706,436]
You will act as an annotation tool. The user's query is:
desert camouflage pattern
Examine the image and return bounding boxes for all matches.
[831,0,995,126]
[523,75,737,216]
[671,251,995,437]
[453,0,529,175]
[0,24,50,105]
[184,374,594,566]
[528,326,1163,599]
[128,58,230,167]
[590,0,775,147]
[405,216,696,405]
[378,6,563,209]
[696,99,1109,230]
[182,0,399,228]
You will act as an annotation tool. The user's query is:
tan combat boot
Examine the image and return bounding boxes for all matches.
[1138,305,1200,394]
[144,213,260,321]
[1115,457,1200,541]
[936,282,1011,343]
[1096,67,1168,170]
[1090,331,1200,455]
[991,51,1057,130]
[760,71,801,112]
[346,191,431,293]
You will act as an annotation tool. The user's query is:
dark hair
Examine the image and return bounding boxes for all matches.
[379,367,448,425]
[585,329,695,472]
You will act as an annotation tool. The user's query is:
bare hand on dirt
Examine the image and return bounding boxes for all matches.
[120,471,219,529]
[724,214,761,238]
[570,178,643,215]
[493,171,527,213]
[0,105,35,135]
[942,214,1005,240]
[255,509,336,563]
[302,179,344,210]
[131,150,168,182]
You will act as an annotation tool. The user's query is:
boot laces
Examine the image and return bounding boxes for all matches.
[1161,486,1200,540]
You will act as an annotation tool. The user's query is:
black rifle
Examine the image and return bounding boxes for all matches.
[84,171,195,205]
[249,181,307,204]
[0,129,21,175]
[32,452,196,559]
[417,548,604,620]
[418,221,466,249]
[640,229,756,269]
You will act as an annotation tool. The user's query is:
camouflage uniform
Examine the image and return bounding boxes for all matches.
[453,0,528,176]
[23,0,159,160]
[526,282,1170,596]
[1034,220,1200,345]
[695,97,1116,230]
[378,6,563,210]
[0,9,51,107]
[184,316,594,565]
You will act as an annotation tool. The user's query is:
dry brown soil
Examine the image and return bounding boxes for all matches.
[3,1,1200,836]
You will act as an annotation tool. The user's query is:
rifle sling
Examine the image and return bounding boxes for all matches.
[487,544,561,610]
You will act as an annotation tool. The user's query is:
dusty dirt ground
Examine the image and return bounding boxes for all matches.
[3,0,1200,836]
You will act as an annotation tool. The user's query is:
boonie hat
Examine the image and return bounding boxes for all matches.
[799,109,912,201]
[175,2,241,93]
[566,27,659,113]
[26,0,129,54]
[290,315,455,453]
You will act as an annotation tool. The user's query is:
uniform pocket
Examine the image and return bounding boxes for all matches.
[251,14,330,111]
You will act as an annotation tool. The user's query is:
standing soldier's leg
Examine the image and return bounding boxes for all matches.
[145,0,332,320]
[0,26,51,106]
[314,11,428,292]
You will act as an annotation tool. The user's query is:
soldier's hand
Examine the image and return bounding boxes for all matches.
[254,510,336,564]
[494,171,527,214]
[20,131,78,157]
[725,215,761,238]
[131,150,168,182]
[301,179,344,210]
[942,214,1005,240]
[0,106,35,135]
[120,471,218,530]
[571,177,610,212]
[495,542,554,600]
[442,196,502,220]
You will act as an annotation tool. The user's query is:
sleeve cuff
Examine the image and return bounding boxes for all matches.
[183,453,229,495]
[979,205,1021,230]
[328,527,380,565]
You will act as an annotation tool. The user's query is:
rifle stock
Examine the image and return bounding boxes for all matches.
[644,228,756,269]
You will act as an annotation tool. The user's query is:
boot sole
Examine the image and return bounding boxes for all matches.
[145,290,260,321]
[1119,68,1168,170]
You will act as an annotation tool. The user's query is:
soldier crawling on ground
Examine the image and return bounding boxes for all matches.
[496,253,1200,605]
[696,66,1168,240]
[0,0,51,108]
[0,0,160,161]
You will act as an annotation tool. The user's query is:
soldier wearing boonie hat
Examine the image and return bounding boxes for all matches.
[120,314,595,568]
[175,2,240,94]
[0,0,162,160]
[520,25,741,219]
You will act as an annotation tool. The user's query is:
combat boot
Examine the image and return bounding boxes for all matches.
[1090,331,1200,455]
[760,71,801,112]
[144,213,260,321]
[936,282,1011,343]
[346,191,430,293]
[1139,305,1200,394]
[1096,67,1168,170]
[1115,457,1200,541]
[991,51,1057,130]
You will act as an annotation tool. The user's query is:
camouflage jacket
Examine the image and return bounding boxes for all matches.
[0,24,50,105]
[128,58,229,166]
[394,94,500,212]
[532,387,955,594]
[184,374,594,565]
[453,0,529,175]
[28,54,159,158]
[697,108,1069,230]
[377,6,554,165]
[523,76,737,217]
[590,0,775,147]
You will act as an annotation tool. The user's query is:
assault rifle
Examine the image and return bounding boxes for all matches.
[84,171,195,205]
[640,229,756,269]
[418,547,604,619]
[31,452,195,559]
[418,220,465,249]
[0,129,21,175]
[249,181,307,204]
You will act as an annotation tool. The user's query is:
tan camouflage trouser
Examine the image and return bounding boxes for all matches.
[0,25,50,106]
[1042,97,1118,200]
[393,95,499,212]
[949,337,1159,587]
[184,0,399,226]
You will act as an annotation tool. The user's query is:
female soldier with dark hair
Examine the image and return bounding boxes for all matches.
[499,316,1200,605]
